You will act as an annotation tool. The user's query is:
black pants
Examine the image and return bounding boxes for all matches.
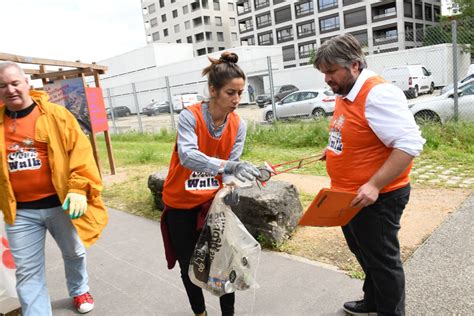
[342,185,410,316]
[166,207,235,316]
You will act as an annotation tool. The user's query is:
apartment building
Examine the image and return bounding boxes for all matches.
[236,0,442,68]
[142,0,241,56]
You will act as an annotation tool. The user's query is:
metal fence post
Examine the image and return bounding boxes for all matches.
[131,83,144,133]
[106,88,118,134]
[165,76,176,130]
[267,56,277,122]
[451,19,459,121]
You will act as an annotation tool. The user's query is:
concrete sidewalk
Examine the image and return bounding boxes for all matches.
[46,208,362,315]
[405,193,474,314]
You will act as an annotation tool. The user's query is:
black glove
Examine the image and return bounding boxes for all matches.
[223,189,240,206]
[224,161,260,182]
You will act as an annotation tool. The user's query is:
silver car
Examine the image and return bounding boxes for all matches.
[409,78,474,123]
[262,89,335,122]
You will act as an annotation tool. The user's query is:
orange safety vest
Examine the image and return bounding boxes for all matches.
[162,103,240,209]
[326,76,412,193]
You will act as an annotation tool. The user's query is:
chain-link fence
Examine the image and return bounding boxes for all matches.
[102,17,472,132]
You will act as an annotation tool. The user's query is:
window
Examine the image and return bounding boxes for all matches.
[319,15,340,32]
[230,17,236,26]
[284,64,296,69]
[172,10,178,18]
[174,24,180,33]
[297,20,315,38]
[274,6,291,24]
[274,0,285,4]
[237,0,251,15]
[215,16,222,26]
[150,18,158,27]
[258,32,273,45]
[185,21,191,29]
[241,36,255,45]
[343,0,362,5]
[255,0,269,10]
[318,0,337,11]
[197,48,206,56]
[187,36,193,43]
[176,39,182,43]
[415,23,424,41]
[164,29,168,37]
[191,2,200,11]
[282,45,296,61]
[344,8,366,28]
[228,2,234,11]
[206,32,212,40]
[195,33,204,42]
[161,14,167,22]
[405,23,414,41]
[372,4,396,20]
[207,47,214,53]
[159,0,164,8]
[172,0,176,2]
[239,18,253,32]
[256,13,272,28]
[204,16,211,24]
[415,2,422,19]
[231,32,238,41]
[434,6,440,22]
[152,31,160,41]
[213,0,220,10]
[277,26,293,43]
[202,0,209,9]
[183,5,189,14]
[298,41,316,58]
[404,0,412,18]
[218,47,226,51]
[217,32,224,41]
[193,17,203,27]
[295,1,313,17]
[424,4,432,21]
[373,27,398,44]
[148,4,156,14]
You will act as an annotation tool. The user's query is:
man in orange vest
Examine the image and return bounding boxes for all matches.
[0,61,107,315]
[313,34,425,315]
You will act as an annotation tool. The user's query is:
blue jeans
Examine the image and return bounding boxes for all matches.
[5,206,89,316]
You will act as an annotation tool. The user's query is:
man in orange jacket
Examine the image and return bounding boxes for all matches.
[313,35,425,315]
[0,61,108,315]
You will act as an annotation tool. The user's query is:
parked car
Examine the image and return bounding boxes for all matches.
[106,106,131,119]
[142,101,172,116]
[256,84,299,108]
[382,65,434,99]
[262,89,335,122]
[409,78,474,124]
[255,94,272,108]
[440,72,474,95]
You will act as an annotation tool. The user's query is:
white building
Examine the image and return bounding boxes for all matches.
[97,44,283,113]
[141,0,241,57]
[236,0,442,68]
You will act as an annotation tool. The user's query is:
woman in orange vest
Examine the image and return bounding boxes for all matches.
[161,51,260,316]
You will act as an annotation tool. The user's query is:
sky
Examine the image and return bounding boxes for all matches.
[0,0,147,64]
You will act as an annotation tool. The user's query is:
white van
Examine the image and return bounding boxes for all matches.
[172,93,205,113]
[381,65,435,99]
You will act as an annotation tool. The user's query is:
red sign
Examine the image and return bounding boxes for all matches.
[85,87,109,134]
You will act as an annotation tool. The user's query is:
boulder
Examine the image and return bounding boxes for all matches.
[147,171,303,245]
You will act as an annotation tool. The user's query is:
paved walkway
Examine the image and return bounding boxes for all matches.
[46,208,362,315]
[405,193,474,314]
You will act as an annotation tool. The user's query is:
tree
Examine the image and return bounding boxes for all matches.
[308,48,316,65]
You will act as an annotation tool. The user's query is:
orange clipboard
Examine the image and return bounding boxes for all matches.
[298,188,362,227]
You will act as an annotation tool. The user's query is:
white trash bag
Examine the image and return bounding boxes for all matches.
[189,187,261,297]
[0,215,17,298]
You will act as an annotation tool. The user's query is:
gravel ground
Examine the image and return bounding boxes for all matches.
[405,193,474,314]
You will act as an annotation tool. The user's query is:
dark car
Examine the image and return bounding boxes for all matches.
[106,106,131,119]
[256,84,299,108]
[142,101,172,116]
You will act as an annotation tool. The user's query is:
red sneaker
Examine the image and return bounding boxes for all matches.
[73,292,95,314]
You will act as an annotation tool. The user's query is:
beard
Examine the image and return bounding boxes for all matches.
[327,72,357,96]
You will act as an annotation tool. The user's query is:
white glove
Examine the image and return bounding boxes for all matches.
[224,161,260,182]
[62,193,88,219]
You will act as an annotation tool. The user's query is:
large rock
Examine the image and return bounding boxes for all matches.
[147,171,303,245]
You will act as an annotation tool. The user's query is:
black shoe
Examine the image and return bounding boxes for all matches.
[343,299,376,315]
